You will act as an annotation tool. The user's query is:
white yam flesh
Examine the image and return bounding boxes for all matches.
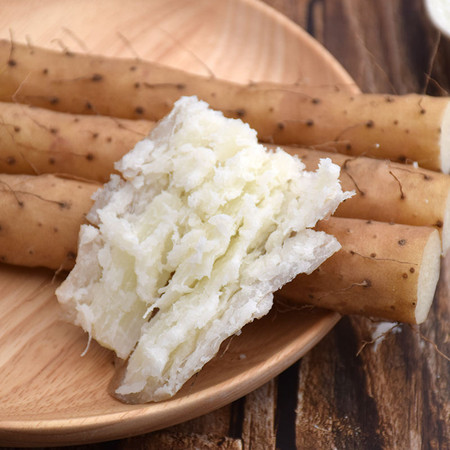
[56,96,350,403]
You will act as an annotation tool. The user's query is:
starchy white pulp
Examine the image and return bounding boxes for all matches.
[56,96,350,403]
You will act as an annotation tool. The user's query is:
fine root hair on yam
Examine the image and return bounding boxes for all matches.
[279,217,442,324]
[279,145,450,253]
[1,40,449,172]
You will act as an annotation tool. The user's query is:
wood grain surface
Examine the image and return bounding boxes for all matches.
[2,0,450,449]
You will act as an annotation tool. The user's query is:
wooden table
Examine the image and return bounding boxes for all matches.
[5,1,449,449]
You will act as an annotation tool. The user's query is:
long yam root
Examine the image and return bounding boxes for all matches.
[279,217,441,324]
[0,101,153,182]
[1,40,449,172]
[0,174,441,324]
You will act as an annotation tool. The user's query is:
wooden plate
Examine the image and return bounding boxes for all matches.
[0,0,357,446]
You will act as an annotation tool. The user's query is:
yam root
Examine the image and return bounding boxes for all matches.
[1,40,449,172]
[0,102,153,182]
[0,173,99,270]
[279,217,441,324]
[0,174,441,324]
[0,101,447,248]
[281,146,450,253]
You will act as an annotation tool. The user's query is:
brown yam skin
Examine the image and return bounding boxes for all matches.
[284,146,450,232]
[0,102,153,182]
[279,217,439,324]
[0,173,99,270]
[0,40,447,171]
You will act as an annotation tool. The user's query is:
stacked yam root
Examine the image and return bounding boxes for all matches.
[0,39,449,325]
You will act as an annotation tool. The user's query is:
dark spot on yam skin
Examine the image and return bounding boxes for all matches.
[345,143,352,151]
[424,174,432,181]
[0,224,2,231]
[349,250,355,255]
[0,256,6,262]
[53,227,58,232]
[58,201,70,210]
[410,267,415,273]
[269,107,274,113]
[91,73,103,82]
[50,128,58,134]
[308,293,315,300]
[86,153,94,161]
[74,117,80,123]
[277,122,285,130]
[385,96,394,103]
[235,108,245,118]
[366,120,374,128]
[135,106,144,115]
[210,92,216,98]
[18,201,24,208]
[420,108,426,115]
[85,101,93,110]
[129,66,137,71]
[363,279,372,288]
[38,222,42,227]
[412,302,416,306]
[311,98,321,104]
[49,157,56,165]
[366,220,373,224]
[435,220,443,228]
[67,251,76,260]
[370,253,376,258]
[43,68,48,75]
[6,156,16,165]
[7,59,16,67]
[398,239,406,246]
[393,120,399,125]
[14,126,21,132]
[49,97,59,105]
[402,273,408,279]
[390,305,396,310]
[92,132,99,139]
[176,83,186,90]
[405,129,410,134]
[397,156,407,163]
[134,82,140,88]
[306,119,314,127]
[28,249,34,255]
[106,136,112,143]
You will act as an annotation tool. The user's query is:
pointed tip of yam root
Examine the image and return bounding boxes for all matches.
[440,102,450,174]
[416,229,441,324]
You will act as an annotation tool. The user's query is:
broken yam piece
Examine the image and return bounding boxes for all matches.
[55,97,350,402]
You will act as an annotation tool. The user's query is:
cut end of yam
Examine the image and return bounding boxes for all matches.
[443,191,450,255]
[426,0,450,38]
[440,101,450,174]
[416,228,441,324]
